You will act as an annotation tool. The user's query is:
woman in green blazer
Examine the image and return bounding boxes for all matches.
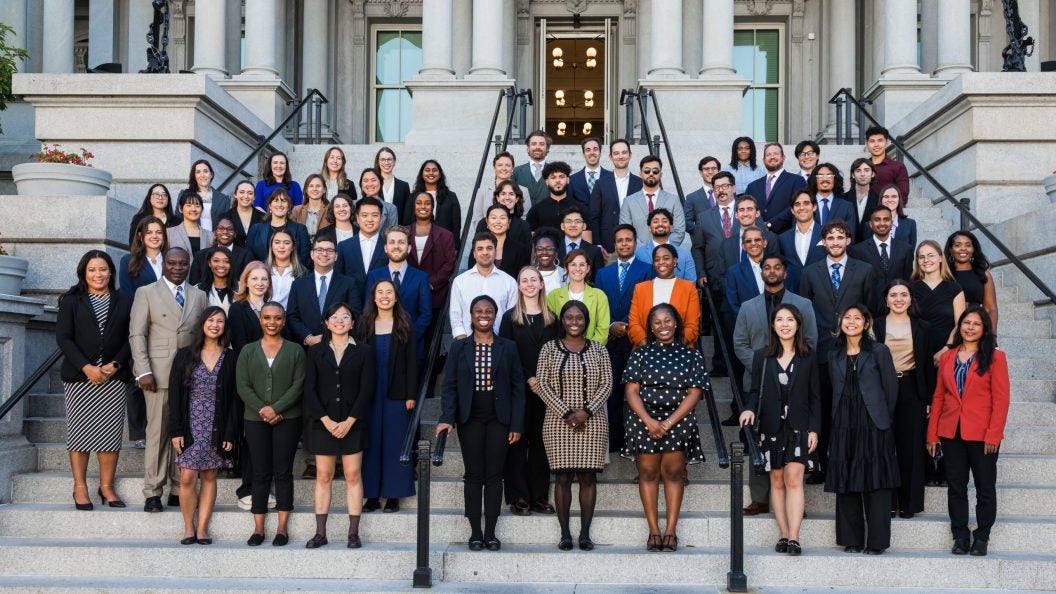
[236,301,306,547]
[545,249,610,344]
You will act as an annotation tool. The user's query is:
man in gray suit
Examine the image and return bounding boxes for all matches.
[620,155,686,247]
[129,247,207,512]
[510,130,551,209]
[732,254,817,515]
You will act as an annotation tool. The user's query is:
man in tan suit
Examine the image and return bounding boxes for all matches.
[129,247,207,511]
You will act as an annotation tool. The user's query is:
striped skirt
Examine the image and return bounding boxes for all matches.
[64,380,127,452]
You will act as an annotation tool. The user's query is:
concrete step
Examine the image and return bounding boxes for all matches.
[1002,428,1056,454]
[994,338,1056,361]
[1008,402,1056,426]
[999,319,1053,338]
[26,392,65,418]
[33,442,314,474]
[997,301,1041,322]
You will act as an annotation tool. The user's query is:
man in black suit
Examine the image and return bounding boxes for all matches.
[849,206,913,300]
[844,157,880,241]
[288,236,361,346]
[746,143,804,234]
[337,197,388,294]
[568,137,609,208]
[809,163,858,242]
[684,155,721,235]
[799,219,878,483]
[588,139,642,253]
[556,203,605,281]
[693,171,738,375]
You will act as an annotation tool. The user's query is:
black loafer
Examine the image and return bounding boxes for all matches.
[247,533,265,547]
[468,537,484,551]
[383,499,400,513]
[485,537,501,551]
[578,536,594,551]
[530,501,555,514]
[970,539,988,556]
[305,534,328,549]
[347,534,362,549]
[787,540,802,556]
[272,533,289,547]
[775,538,789,553]
[510,500,531,516]
[143,496,163,513]
[952,538,970,555]
[863,548,884,555]
[363,498,381,513]
[558,537,573,551]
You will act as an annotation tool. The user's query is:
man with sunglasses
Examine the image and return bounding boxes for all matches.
[619,155,686,247]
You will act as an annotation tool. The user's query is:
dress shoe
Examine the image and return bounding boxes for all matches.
[73,495,94,511]
[132,439,146,449]
[347,534,362,549]
[898,511,915,519]
[510,500,531,516]
[805,472,826,485]
[578,536,595,551]
[844,546,863,553]
[743,501,769,515]
[305,534,328,549]
[363,498,381,512]
[468,537,484,551]
[246,533,265,547]
[951,538,971,555]
[774,538,789,553]
[531,501,555,514]
[167,494,179,507]
[272,533,289,547]
[383,498,400,513]
[196,538,212,545]
[485,537,502,551]
[143,496,163,513]
[787,540,802,556]
[180,536,197,545]
[558,536,573,551]
[98,487,126,508]
[863,548,884,555]
[970,539,988,556]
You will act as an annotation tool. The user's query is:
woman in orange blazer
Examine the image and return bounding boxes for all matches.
[628,244,700,347]
[927,305,1009,557]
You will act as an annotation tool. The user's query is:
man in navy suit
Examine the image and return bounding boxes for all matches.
[365,225,432,363]
[718,195,780,274]
[746,143,805,234]
[337,197,388,293]
[778,189,827,294]
[556,203,605,282]
[684,156,721,235]
[724,226,767,316]
[809,163,857,241]
[692,171,739,375]
[287,236,362,345]
[594,224,655,451]
[568,137,609,208]
[588,139,642,253]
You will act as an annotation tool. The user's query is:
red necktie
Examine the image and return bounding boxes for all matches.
[721,207,732,239]
[646,193,655,213]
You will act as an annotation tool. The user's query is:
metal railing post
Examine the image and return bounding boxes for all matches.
[857,100,865,144]
[834,96,843,145]
[960,198,971,231]
[620,90,635,143]
[727,442,748,592]
[314,97,323,144]
[844,93,853,144]
[413,439,433,588]
[518,89,530,143]
[639,91,651,146]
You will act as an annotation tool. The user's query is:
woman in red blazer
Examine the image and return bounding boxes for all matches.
[927,305,1009,557]
[628,244,700,347]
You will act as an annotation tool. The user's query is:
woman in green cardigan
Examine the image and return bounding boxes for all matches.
[236,301,306,547]
[545,249,610,345]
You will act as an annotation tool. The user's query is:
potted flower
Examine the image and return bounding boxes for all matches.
[0,233,30,296]
[12,144,113,196]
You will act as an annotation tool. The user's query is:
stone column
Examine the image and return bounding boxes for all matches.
[468,0,504,77]
[42,0,75,73]
[242,0,279,77]
[935,0,973,76]
[192,0,227,78]
[881,0,920,76]
[0,2,27,70]
[225,0,243,76]
[88,0,118,68]
[648,0,685,78]
[826,0,855,133]
[452,0,472,77]
[419,0,455,78]
[301,0,330,131]
[700,0,736,76]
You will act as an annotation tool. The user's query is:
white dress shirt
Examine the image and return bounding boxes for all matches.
[750,258,764,293]
[161,277,187,303]
[271,266,296,308]
[794,222,815,265]
[615,172,631,207]
[315,270,333,297]
[146,253,163,281]
[359,233,380,275]
[448,266,519,337]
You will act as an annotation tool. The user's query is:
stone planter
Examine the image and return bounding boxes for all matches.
[12,162,112,196]
[0,255,29,296]
[1045,174,1056,203]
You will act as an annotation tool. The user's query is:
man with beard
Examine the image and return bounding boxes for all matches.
[588,139,642,253]
[634,208,696,282]
[693,170,739,376]
[732,255,818,514]
[719,195,780,274]
[685,155,722,235]
[365,225,432,363]
[746,143,801,234]
[526,161,574,231]
[511,130,551,208]
[808,162,857,242]
[620,155,686,247]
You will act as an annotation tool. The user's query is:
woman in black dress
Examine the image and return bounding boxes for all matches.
[223,181,265,247]
[911,240,966,367]
[945,231,999,334]
[413,160,461,244]
[739,304,820,556]
[195,247,235,313]
[436,296,525,552]
[304,302,375,549]
[56,250,133,510]
[874,280,935,518]
[499,266,559,517]
[623,304,707,553]
[825,305,899,555]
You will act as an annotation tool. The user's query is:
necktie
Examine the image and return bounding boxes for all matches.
[821,198,830,225]
[392,270,401,290]
[830,263,842,291]
[721,207,732,239]
[879,242,890,275]
[317,274,328,313]
[707,189,715,207]
[618,261,629,292]
[587,170,596,193]
[765,175,774,202]
[646,193,655,213]
[175,285,185,308]
[569,241,577,252]
[532,162,542,181]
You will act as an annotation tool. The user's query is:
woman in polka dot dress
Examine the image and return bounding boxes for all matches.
[622,303,707,553]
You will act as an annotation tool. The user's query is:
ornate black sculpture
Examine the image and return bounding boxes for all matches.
[1001,0,1034,72]
[141,0,171,73]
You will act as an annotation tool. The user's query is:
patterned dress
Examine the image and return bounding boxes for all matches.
[176,352,232,470]
[621,342,708,464]
[535,339,613,472]
[64,292,126,452]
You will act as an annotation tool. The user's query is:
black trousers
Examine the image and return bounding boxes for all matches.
[504,393,550,504]
[235,429,255,499]
[126,384,147,441]
[942,432,998,541]
[244,417,300,514]
[605,337,633,452]
[459,418,510,521]
[835,488,893,550]
[892,372,927,514]
[812,362,834,474]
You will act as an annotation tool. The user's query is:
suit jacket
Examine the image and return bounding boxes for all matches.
[189,244,252,288]
[545,286,611,345]
[558,237,606,283]
[439,336,526,433]
[118,254,159,298]
[620,188,686,246]
[725,259,763,315]
[408,223,457,309]
[245,220,312,265]
[864,215,917,248]
[431,189,462,248]
[337,233,388,295]
[286,271,363,343]
[304,340,375,424]
[166,224,214,263]
[849,237,914,299]
[718,227,780,278]
[684,186,715,234]
[594,259,656,324]
[635,242,696,282]
[777,224,826,294]
[589,172,643,252]
[732,289,818,368]
[221,207,265,247]
[569,167,611,207]
[873,316,936,403]
[168,346,240,447]
[815,195,857,241]
[228,299,263,352]
[828,341,898,430]
[511,162,547,211]
[365,265,433,358]
[746,170,805,234]
[693,203,737,288]
[129,280,208,387]
[627,278,701,346]
[798,257,878,358]
[289,203,335,235]
[744,350,821,435]
[56,290,134,382]
[927,348,1010,444]
[842,190,879,241]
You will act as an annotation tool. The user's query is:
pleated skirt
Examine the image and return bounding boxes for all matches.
[64,380,126,452]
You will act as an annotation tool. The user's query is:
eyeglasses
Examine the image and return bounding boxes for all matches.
[742,238,764,244]
[799,151,817,157]
[700,166,719,172]
[150,191,168,197]
[328,314,352,322]
[215,226,235,233]
[563,218,584,225]
[917,253,940,261]
[815,173,835,178]
[377,157,395,163]
[713,183,733,191]
[313,248,336,254]
[641,168,661,175]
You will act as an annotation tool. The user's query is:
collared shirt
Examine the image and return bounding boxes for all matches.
[872,234,892,253]
[388,262,408,278]
[855,190,871,222]
[359,233,379,274]
[382,177,395,204]
[826,255,849,271]
[161,277,187,303]
[530,159,546,181]
[271,266,296,308]
[146,253,163,281]
[564,235,583,252]
[449,266,519,338]
[763,288,786,321]
[314,270,333,295]
[795,222,815,265]
[749,258,764,293]
[614,171,631,207]
[723,163,765,194]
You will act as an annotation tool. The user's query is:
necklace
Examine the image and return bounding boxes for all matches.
[849,353,862,371]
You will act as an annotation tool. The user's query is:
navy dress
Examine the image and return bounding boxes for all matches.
[361,334,415,500]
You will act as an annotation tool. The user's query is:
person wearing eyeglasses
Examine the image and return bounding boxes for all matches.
[806,163,857,242]
[794,140,820,181]
[619,156,686,247]
[286,236,362,349]
[556,204,605,282]
[685,156,722,236]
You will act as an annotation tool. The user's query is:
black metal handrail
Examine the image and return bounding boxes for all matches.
[215,88,329,193]
[830,88,1056,306]
[696,318,731,469]
[640,88,687,209]
[0,348,62,422]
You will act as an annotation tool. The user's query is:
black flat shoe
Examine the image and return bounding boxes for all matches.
[383,499,400,513]
[196,538,212,545]
[863,548,884,555]
[98,488,126,508]
[558,537,573,551]
[970,539,988,556]
[952,538,970,555]
[647,534,662,552]
[578,536,594,551]
[246,533,265,546]
[485,537,501,551]
[347,534,362,549]
[898,511,915,519]
[661,535,678,552]
[844,546,863,553]
[272,533,289,547]
[787,540,802,556]
[775,538,789,553]
[180,536,197,545]
[305,534,328,549]
[363,498,381,513]
[468,537,484,551]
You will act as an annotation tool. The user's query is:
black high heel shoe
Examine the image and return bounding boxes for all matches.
[73,485,93,511]
[98,486,126,508]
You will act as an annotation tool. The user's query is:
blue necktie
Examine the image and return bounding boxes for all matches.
[618,261,629,292]
[587,171,596,193]
[317,274,328,313]
[569,242,577,252]
[174,285,184,308]
[831,263,842,291]
[821,198,830,226]
[392,269,401,290]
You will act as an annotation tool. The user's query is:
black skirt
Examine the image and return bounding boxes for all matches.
[307,421,365,456]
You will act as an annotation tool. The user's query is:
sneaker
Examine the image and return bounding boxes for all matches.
[132,439,146,449]
[237,495,252,510]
